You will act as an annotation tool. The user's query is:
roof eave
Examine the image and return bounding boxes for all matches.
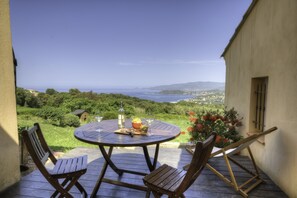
[221,0,259,57]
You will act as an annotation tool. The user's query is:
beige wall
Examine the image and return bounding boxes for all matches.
[0,0,20,192]
[224,0,297,197]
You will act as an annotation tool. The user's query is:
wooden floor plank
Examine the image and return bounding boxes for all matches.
[0,147,288,198]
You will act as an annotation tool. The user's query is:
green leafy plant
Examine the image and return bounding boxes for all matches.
[186,107,243,148]
[60,114,80,127]
[35,106,65,125]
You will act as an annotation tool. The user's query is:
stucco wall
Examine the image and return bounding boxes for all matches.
[224,0,297,197]
[0,0,20,192]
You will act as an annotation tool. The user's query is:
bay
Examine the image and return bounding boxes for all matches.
[90,88,193,103]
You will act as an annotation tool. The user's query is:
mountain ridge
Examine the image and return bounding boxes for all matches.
[150,81,225,91]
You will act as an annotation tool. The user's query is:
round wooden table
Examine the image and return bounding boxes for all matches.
[74,119,180,197]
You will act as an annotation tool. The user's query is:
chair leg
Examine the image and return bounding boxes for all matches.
[75,181,88,198]
[63,176,81,194]
[54,183,74,198]
[223,153,239,191]
[247,146,260,176]
[57,192,73,198]
[52,177,71,197]
[152,191,162,198]
[183,164,190,171]
[51,175,83,198]
[50,178,73,198]
[145,190,151,198]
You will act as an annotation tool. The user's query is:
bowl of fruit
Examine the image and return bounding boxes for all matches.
[132,117,142,129]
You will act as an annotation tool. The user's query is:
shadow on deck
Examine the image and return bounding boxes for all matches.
[1,146,287,198]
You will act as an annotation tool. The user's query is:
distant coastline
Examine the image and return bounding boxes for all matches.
[32,87,194,103]
[28,81,225,103]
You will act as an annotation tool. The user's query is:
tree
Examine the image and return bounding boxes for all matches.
[36,92,49,107]
[69,88,81,95]
[47,94,66,107]
[16,87,27,106]
[62,98,93,112]
[25,93,41,108]
[45,88,58,95]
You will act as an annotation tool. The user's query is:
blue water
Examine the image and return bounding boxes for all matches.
[91,88,193,103]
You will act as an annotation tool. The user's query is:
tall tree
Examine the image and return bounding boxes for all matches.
[45,88,58,95]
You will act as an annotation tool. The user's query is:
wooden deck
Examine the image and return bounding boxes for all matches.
[1,146,287,198]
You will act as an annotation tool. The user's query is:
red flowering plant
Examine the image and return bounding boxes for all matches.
[187,107,243,148]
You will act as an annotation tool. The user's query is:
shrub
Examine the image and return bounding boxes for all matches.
[25,94,41,108]
[102,111,117,120]
[17,120,32,140]
[134,107,146,115]
[35,106,65,125]
[186,107,243,148]
[18,123,31,133]
[60,114,80,127]
[17,106,39,115]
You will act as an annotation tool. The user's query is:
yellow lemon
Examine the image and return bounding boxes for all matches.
[132,117,142,123]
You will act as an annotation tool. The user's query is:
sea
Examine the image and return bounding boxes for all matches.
[90,88,194,103]
[37,88,194,103]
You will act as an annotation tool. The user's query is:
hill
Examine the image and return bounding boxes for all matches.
[150,81,225,91]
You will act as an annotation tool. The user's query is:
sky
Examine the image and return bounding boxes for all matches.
[10,0,252,90]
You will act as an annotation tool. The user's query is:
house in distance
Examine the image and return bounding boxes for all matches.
[72,109,89,122]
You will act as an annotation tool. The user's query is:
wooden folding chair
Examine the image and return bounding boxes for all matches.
[22,123,88,198]
[143,132,217,198]
[185,126,277,197]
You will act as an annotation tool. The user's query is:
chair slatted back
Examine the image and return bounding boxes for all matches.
[27,125,49,164]
[211,126,278,157]
[177,132,216,194]
[22,123,56,169]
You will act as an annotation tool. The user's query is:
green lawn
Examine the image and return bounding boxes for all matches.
[18,115,97,152]
[156,114,190,143]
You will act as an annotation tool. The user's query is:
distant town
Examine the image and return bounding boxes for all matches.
[152,81,225,104]
[188,90,224,105]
